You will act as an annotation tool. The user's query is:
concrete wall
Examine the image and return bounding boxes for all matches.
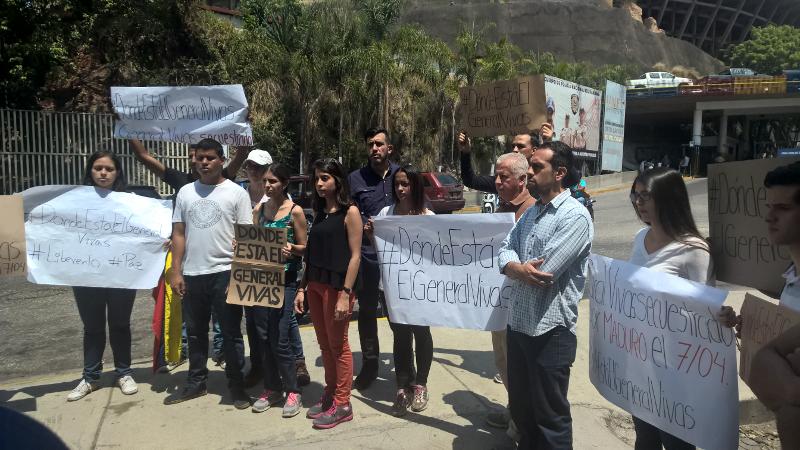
[401,0,724,75]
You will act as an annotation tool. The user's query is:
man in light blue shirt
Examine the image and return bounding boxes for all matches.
[498,141,593,449]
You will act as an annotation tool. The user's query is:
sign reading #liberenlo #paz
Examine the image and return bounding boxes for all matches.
[22,185,172,289]
[372,214,515,331]
[227,225,287,308]
[707,157,800,296]
[111,84,253,145]
[587,254,737,450]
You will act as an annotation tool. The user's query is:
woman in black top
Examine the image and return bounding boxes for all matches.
[295,159,361,430]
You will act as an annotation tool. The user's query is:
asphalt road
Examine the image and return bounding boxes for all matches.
[0,179,710,381]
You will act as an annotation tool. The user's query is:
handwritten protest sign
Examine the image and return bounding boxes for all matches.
[587,254,737,450]
[372,214,515,330]
[457,76,547,138]
[22,185,172,289]
[227,225,286,308]
[111,85,253,146]
[739,292,800,383]
[708,157,800,296]
[0,195,27,277]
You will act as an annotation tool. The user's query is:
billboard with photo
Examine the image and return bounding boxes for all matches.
[544,75,602,160]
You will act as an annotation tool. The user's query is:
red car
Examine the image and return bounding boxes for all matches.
[421,172,465,214]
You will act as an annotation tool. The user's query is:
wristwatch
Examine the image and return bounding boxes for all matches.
[342,287,352,294]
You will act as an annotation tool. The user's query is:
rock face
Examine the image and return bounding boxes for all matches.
[401,0,724,75]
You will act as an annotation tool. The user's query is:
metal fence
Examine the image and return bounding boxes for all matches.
[0,109,190,195]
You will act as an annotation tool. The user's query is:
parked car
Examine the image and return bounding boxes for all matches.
[421,172,465,214]
[286,174,315,225]
[626,72,693,89]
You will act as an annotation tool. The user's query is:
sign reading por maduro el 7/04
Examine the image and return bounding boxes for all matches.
[227,225,287,308]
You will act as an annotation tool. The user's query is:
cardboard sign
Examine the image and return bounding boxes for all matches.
[457,76,547,138]
[372,213,515,330]
[707,157,800,296]
[587,254,737,450]
[227,224,286,308]
[111,85,253,145]
[227,262,285,308]
[0,195,27,277]
[23,185,172,289]
[738,292,800,383]
[233,225,287,266]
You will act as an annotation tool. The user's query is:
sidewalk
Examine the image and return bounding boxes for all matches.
[0,299,775,449]
[2,301,635,450]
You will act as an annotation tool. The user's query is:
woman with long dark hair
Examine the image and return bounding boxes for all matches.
[628,167,713,449]
[68,151,138,401]
[365,165,434,417]
[249,163,308,417]
[295,158,361,429]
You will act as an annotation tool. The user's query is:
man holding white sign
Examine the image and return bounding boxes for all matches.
[497,141,593,449]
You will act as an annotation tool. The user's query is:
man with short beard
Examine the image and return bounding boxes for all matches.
[498,141,593,449]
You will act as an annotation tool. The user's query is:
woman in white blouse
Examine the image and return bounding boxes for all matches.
[628,167,713,450]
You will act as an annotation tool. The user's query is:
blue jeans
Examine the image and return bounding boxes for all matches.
[183,271,245,389]
[181,313,222,359]
[73,287,136,382]
[247,277,300,393]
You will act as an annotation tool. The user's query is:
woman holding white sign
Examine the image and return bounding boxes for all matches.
[295,159,361,430]
[628,168,713,450]
[67,151,139,401]
[365,165,434,417]
[249,163,308,417]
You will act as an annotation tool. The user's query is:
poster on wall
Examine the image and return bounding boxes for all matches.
[601,80,626,172]
[544,75,602,159]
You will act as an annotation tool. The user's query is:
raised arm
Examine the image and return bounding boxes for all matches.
[129,139,166,178]
[226,146,251,179]
[458,132,497,193]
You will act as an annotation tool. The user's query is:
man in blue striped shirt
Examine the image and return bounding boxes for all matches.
[498,141,594,449]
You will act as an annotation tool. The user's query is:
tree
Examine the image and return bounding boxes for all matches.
[728,25,800,75]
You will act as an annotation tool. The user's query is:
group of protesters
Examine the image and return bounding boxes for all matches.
[61,119,800,447]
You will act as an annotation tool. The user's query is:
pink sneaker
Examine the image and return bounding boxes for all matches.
[312,402,353,429]
[282,392,302,418]
[306,392,334,419]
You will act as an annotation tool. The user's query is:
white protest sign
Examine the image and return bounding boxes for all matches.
[587,254,737,450]
[372,214,515,331]
[22,186,172,289]
[111,85,253,145]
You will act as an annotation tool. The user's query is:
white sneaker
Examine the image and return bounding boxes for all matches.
[117,375,138,395]
[67,379,96,402]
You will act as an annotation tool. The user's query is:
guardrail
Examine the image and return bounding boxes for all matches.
[626,79,800,99]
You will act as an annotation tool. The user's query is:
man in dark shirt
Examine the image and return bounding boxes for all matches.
[129,138,248,193]
[348,127,399,390]
[457,124,552,195]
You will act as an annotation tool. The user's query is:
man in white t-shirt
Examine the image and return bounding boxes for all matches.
[765,161,800,311]
[164,138,254,408]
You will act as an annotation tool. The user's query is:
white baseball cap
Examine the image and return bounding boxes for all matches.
[246,149,273,166]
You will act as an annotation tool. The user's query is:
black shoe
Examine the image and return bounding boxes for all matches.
[352,362,378,390]
[296,360,311,387]
[231,388,251,410]
[164,384,207,405]
[243,368,262,388]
